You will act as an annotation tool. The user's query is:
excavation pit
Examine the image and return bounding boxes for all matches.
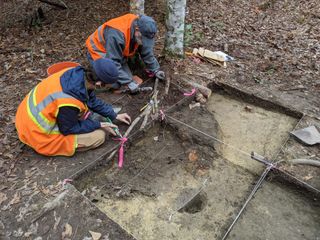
[178,191,208,214]
[73,85,319,240]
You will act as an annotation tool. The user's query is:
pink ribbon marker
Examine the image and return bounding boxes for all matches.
[184,88,196,96]
[113,137,128,168]
[159,109,166,121]
[62,178,73,187]
[145,69,155,78]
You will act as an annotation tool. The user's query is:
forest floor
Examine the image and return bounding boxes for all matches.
[0,0,319,239]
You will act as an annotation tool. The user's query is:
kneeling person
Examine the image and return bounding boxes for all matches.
[86,13,166,93]
[15,58,131,156]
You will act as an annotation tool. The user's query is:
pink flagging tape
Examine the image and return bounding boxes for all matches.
[183,88,196,96]
[145,69,155,78]
[113,137,128,168]
[62,178,73,187]
[159,109,166,121]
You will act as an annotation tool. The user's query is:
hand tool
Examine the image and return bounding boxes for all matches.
[106,117,122,137]
[121,86,153,94]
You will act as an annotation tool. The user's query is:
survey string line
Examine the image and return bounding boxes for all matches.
[68,123,145,180]
[273,167,320,193]
[221,114,307,240]
[103,146,167,195]
[164,113,319,239]
[221,165,271,240]
[166,113,317,194]
[68,79,170,180]
[166,115,252,158]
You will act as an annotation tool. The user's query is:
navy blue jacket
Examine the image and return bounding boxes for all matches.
[57,66,116,135]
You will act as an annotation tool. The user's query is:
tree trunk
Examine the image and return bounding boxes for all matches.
[130,0,144,15]
[164,0,186,57]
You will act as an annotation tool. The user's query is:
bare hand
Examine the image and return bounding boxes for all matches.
[116,113,131,125]
[100,122,118,136]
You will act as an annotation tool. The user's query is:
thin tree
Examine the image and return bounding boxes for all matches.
[130,0,144,15]
[164,0,186,56]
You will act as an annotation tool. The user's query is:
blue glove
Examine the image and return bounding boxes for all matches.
[155,70,165,80]
[128,81,139,94]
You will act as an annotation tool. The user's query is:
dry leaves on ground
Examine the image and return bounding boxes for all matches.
[61,223,73,239]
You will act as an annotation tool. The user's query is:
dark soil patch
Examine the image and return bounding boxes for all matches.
[75,102,220,199]
[1,0,319,238]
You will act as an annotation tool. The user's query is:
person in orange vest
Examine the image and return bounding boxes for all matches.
[15,58,131,156]
[86,13,165,93]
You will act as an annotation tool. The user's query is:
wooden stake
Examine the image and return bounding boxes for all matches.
[164,76,170,95]
[180,78,212,98]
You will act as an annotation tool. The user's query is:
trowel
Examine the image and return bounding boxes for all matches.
[290,126,320,146]
[113,106,122,114]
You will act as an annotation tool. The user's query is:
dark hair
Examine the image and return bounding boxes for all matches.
[84,68,99,83]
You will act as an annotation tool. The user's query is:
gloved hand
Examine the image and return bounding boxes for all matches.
[155,70,165,80]
[128,81,139,94]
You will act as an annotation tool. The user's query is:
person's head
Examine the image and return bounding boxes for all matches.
[135,15,157,47]
[86,58,119,89]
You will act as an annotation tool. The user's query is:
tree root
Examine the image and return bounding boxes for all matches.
[287,159,320,167]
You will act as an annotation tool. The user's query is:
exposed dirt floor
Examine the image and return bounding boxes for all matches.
[0,0,320,239]
[74,94,319,240]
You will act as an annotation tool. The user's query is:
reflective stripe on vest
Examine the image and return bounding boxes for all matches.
[97,25,105,44]
[89,35,106,59]
[27,86,75,134]
[88,25,107,59]
[87,14,138,60]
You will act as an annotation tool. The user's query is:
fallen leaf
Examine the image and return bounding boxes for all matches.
[62,223,72,239]
[0,192,8,205]
[196,169,208,176]
[189,102,201,109]
[302,174,313,181]
[89,230,102,240]
[24,232,32,237]
[9,192,21,205]
[25,68,38,74]
[188,150,198,162]
[53,212,61,231]
[191,56,202,64]
[38,186,51,196]
[4,153,14,159]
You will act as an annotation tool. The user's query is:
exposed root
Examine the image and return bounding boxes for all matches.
[288,159,320,167]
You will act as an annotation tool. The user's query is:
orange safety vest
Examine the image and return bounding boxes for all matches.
[15,68,88,156]
[86,13,139,61]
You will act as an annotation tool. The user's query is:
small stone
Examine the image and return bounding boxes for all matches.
[196,169,207,176]
[89,230,102,240]
[244,106,253,112]
[24,232,33,237]
[13,228,24,237]
[195,93,207,104]
[96,219,102,223]
[189,102,201,109]
[188,150,198,162]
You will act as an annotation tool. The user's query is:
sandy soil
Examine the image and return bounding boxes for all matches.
[0,0,319,239]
